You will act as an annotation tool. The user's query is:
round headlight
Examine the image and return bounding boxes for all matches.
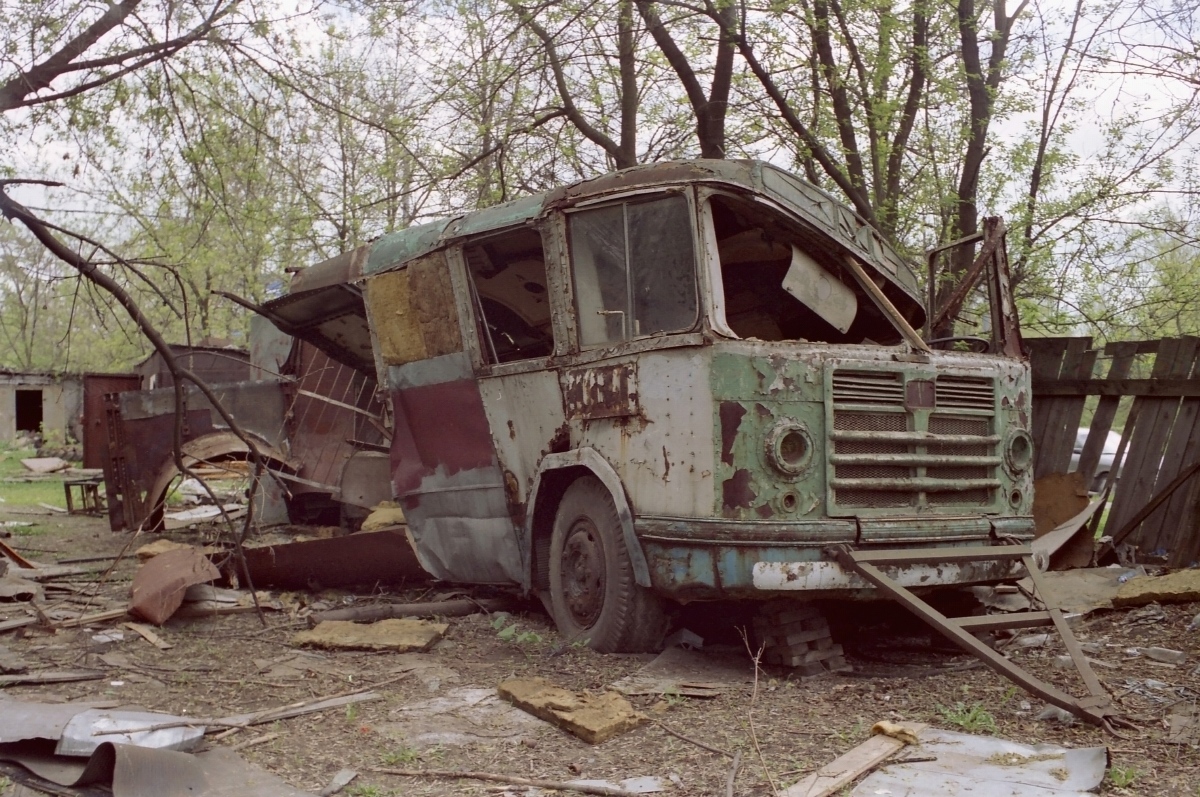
[766,421,814,477]
[1005,429,1033,473]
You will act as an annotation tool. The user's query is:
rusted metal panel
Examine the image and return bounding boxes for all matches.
[289,243,369,292]
[260,284,374,376]
[478,369,566,507]
[237,529,427,589]
[562,362,638,420]
[387,353,520,583]
[249,315,293,381]
[133,346,252,389]
[284,342,385,497]
[569,351,715,520]
[128,547,220,625]
[81,374,140,469]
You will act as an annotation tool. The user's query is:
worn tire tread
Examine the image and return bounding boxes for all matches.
[548,476,667,653]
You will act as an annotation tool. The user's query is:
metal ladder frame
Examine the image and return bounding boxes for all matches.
[828,544,1129,732]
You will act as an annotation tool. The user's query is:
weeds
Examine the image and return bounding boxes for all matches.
[937,702,997,734]
[1108,766,1139,789]
[381,748,420,765]
[491,612,543,645]
[345,785,385,797]
[344,704,359,723]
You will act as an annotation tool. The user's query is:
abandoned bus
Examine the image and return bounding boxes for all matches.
[268,160,1035,653]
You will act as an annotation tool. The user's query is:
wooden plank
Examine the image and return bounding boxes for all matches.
[1044,343,1097,476]
[1033,378,1200,397]
[1028,338,1072,459]
[53,608,128,628]
[1077,342,1137,478]
[1141,340,1200,552]
[1106,338,1194,536]
[1034,337,1091,479]
[1105,339,1162,356]
[780,722,928,797]
[1173,476,1200,567]
[0,538,37,569]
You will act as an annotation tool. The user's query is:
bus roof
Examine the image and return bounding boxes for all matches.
[365,159,923,319]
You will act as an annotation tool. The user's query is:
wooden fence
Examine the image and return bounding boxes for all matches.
[1029,336,1200,567]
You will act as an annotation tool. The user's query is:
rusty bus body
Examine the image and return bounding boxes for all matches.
[261,159,1034,651]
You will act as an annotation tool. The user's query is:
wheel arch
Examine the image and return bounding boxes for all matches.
[142,431,296,532]
[523,447,651,592]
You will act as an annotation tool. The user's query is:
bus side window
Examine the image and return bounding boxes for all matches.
[569,194,698,347]
[463,228,554,364]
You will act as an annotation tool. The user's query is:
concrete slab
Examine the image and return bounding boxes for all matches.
[1113,568,1200,607]
[498,677,645,744]
[292,618,448,652]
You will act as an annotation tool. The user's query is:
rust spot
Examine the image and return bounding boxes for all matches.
[755,503,774,519]
[503,470,525,528]
[755,402,772,419]
[722,469,756,511]
[548,423,571,454]
[719,402,746,466]
[507,420,516,440]
[662,446,671,481]
[563,362,638,420]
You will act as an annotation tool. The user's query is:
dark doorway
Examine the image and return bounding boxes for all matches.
[15,389,43,433]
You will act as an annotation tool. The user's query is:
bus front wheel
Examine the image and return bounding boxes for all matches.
[547,475,667,653]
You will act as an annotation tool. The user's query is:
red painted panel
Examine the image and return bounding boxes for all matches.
[390,379,496,495]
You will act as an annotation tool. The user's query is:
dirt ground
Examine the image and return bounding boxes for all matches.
[1,503,1199,797]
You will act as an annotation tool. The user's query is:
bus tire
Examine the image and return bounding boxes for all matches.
[547,475,666,653]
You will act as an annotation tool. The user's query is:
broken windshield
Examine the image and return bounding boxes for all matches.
[708,194,904,346]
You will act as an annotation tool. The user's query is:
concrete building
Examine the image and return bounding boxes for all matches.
[0,370,84,444]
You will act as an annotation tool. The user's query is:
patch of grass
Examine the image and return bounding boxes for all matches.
[380,747,421,765]
[0,479,66,508]
[345,703,359,723]
[345,785,386,797]
[1108,766,1139,789]
[937,702,997,734]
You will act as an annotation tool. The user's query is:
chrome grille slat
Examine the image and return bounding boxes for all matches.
[832,371,904,406]
[936,376,994,410]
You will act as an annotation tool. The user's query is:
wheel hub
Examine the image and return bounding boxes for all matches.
[561,519,605,628]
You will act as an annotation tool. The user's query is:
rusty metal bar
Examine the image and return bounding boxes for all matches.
[830,454,1002,467]
[831,431,1001,445]
[831,545,1121,730]
[848,546,1030,565]
[831,477,1000,492]
[296,389,384,422]
[1022,555,1109,701]
[930,219,1004,334]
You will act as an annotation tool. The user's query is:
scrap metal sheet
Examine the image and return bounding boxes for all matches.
[851,728,1107,796]
[239,529,428,589]
[128,547,220,625]
[0,741,315,796]
[0,701,86,744]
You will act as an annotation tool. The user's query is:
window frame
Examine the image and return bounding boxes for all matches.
[564,188,702,351]
[700,188,908,347]
[449,221,565,376]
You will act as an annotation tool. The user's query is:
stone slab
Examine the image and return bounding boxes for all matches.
[1113,568,1200,607]
[498,677,645,744]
